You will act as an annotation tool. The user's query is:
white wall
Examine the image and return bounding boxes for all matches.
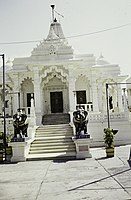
[88,120,131,147]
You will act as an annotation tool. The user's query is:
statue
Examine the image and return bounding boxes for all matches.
[73,105,89,139]
[13,109,28,139]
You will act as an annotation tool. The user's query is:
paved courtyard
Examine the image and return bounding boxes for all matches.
[0,145,131,200]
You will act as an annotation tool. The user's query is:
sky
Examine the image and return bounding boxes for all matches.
[0,0,131,76]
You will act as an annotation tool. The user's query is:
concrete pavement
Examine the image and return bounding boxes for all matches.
[0,145,131,200]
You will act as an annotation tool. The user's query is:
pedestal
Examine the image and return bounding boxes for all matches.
[9,138,32,162]
[72,137,92,159]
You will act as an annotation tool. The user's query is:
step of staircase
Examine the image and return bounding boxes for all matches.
[42,113,70,125]
[27,124,76,160]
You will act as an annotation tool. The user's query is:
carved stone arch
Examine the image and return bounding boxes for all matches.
[41,66,68,87]
[19,73,33,86]
[41,66,69,114]
[21,77,34,91]
[41,65,68,81]
[20,77,34,107]
[42,73,67,87]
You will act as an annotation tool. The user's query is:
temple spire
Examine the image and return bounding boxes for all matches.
[51,5,55,22]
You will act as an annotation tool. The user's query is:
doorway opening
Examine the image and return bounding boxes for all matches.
[50,92,63,113]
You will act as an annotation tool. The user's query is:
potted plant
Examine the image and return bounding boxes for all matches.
[0,132,13,162]
[104,128,118,158]
[6,133,13,162]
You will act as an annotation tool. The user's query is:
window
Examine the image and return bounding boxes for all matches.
[76,91,86,104]
[27,93,34,107]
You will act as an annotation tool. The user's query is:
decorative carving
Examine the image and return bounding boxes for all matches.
[41,65,68,86]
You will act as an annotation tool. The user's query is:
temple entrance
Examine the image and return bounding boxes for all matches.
[50,92,63,113]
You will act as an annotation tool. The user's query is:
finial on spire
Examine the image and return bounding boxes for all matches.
[51,5,55,22]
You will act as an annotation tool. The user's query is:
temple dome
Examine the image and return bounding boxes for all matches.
[46,20,65,40]
[96,54,110,65]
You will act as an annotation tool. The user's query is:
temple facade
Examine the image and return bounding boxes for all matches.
[0,6,128,127]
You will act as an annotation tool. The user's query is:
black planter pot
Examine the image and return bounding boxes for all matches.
[106,147,114,158]
[0,152,4,162]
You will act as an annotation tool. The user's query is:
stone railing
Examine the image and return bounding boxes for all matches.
[69,111,129,126]
[88,112,128,122]
[76,103,93,112]
[0,117,13,133]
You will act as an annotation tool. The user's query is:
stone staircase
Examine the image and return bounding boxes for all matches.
[27,124,76,160]
[42,113,70,125]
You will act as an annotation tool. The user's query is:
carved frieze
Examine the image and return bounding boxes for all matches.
[40,65,68,87]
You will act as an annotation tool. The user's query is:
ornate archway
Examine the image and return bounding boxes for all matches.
[21,77,34,108]
[40,66,69,114]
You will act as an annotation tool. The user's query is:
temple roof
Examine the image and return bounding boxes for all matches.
[31,6,73,61]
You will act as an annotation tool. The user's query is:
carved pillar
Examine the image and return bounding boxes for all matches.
[91,71,99,112]
[13,74,20,113]
[33,67,42,125]
[68,68,76,112]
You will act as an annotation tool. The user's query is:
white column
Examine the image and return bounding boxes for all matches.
[68,68,76,112]
[30,98,36,126]
[28,98,36,139]
[117,85,123,112]
[68,68,76,125]
[98,82,103,112]
[91,71,99,112]
[123,88,128,112]
[13,75,20,113]
[113,88,117,110]
[33,67,42,125]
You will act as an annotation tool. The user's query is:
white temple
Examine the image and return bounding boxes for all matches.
[0,5,131,148]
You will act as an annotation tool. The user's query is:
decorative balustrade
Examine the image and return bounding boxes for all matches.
[88,112,128,122]
[74,103,129,122]
[76,103,93,112]
[88,113,105,122]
